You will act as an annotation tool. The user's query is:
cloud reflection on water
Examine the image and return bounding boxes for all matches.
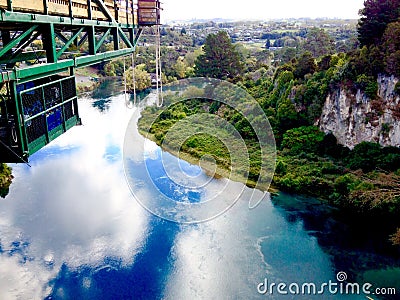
[0,96,149,298]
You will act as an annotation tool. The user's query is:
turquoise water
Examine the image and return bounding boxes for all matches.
[0,95,398,299]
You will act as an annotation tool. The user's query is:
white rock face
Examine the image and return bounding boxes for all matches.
[318,75,400,149]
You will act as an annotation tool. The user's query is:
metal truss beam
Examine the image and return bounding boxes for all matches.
[56,28,84,59]
[95,28,111,53]
[0,0,150,85]
[0,45,141,84]
[0,25,38,58]
[0,11,137,30]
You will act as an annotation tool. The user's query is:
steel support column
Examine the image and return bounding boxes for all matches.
[42,24,57,63]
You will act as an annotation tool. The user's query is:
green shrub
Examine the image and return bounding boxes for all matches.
[395,81,400,95]
[365,80,378,99]
[0,164,12,198]
[275,160,287,175]
[390,228,400,246]
[334,174,358,196]
[356,74,378,99]
[345,142,382,172]
[281,126,325,155]
[345,142,400,172]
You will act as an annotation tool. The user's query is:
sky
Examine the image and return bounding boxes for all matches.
[162,0,365,21]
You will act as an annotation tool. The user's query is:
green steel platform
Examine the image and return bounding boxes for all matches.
[0,0,160,163]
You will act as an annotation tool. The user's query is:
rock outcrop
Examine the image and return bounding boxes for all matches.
[318,75,400,149]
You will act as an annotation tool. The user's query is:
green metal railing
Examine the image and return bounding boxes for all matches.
[19,76,80,155]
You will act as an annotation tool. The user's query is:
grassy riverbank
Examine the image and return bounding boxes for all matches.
[140,128,274,191]
[138,93,276,191]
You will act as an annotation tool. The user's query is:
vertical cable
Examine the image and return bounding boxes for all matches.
[123,56,128,106]
[131,52,136,105]
[157,24,163,106]
[155,24,163,107]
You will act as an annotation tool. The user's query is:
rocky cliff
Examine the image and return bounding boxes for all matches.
[318,75,400,149]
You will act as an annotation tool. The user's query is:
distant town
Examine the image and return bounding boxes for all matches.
[160,18,358,49]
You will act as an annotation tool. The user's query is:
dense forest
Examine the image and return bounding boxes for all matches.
[138,0,400,246]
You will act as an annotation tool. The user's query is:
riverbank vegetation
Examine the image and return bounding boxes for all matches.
[138,0,400,246]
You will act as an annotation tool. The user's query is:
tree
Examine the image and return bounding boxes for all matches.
[0,163,12,198]
[302,28,334,58]
[125,64,151,91]
[160,27,168,36]
[184,48,203,67]
[317,55,332,71]
[346,142,382,172]
[391,228,400,246]
[103,62,116,76]
[161,47,180,77]
[383,21,400,76]
[358,0,400,47]
[194,31,243,80]
[173,57,187,79]
[294,51,316,79]
[347,45,384,78]
[281,126,325,154]
[277,97,299,131]
[277,47,297,64]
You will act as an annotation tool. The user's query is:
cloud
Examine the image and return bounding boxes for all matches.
[163,188,269,299]
[0,255,55,300]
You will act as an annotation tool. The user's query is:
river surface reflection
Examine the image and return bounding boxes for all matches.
[0,94,398,299]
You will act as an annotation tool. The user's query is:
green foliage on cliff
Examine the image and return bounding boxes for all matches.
[281,126,325,155]
[0,163,12,198]
[391,228,400,246]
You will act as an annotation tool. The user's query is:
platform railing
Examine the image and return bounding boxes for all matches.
[19,76,79,155]
[0,0,138,24]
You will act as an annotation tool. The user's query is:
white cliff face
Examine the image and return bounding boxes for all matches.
[318,75,400,149]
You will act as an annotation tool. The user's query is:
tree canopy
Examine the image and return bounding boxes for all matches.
[383,21,400,76]
[358,0,400,47]
[302,28,334,58]
[194,31,243,80]
[124,64,151,91]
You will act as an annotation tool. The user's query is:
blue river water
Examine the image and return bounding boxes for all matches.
[0,94,399,299]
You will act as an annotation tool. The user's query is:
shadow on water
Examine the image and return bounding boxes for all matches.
[271,192,400,298]
[89,78,151,112]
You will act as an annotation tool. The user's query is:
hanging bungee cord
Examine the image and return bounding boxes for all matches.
[122,24,163,109]
[131,52,137,106]
[155,24,163,107]
[123,55,128,106]
[123,52,136,109]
